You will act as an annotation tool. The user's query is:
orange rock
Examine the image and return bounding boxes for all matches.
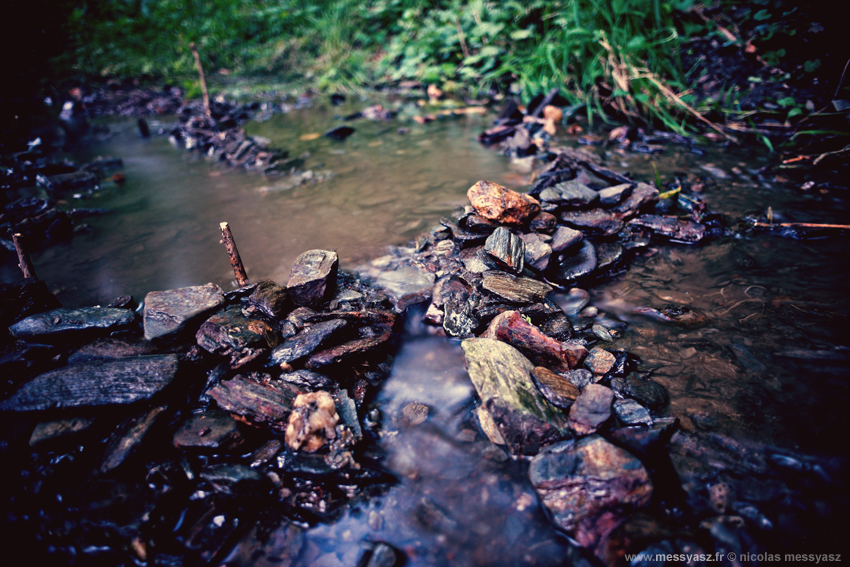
[467,180,541,225]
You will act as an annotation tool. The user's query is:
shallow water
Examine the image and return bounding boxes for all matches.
[3,96,849,564]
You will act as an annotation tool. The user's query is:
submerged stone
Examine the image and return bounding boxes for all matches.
[0,354,179,411]
[629,214,706,243]
[9,306,135,340]
[143,283,225,341]
[613,398,653,426]
[287,249,339,308]
[529,435,653,549]
[461,338,570,456]
[568,384,614,435]
[467,180,541,225]
[484,227,525,273]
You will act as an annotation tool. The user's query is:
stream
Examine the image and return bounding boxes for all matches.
[3,95,849,565]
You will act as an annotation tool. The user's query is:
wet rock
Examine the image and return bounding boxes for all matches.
[173,407,249,451]
[532,366,580,408]
[629,214,706,243]
[563,368,594,390]
[360,542,402,567]
[529,212,557,233]
[373,264,434,307]
[0,354,179,411]
[143,283,225,341]
[598,183,633,206]
[285,391,339,452]
[568,384,614,435]
[200,463,268,495]
[247,280,291,319]
[287,250,339,308]
[529,435,653,548]
[269,319,347,367]
[560,210,624,237]
[612,182,659,218]
[9,306,135,341]
[324,125,355,140]
[443,298,479,338]
[207,372,305,430]
[29,417,95,447]
[0,279,61,329]
[632,305,709,327]
[484,227,525,273]
[67,338,157,363]
[36,170,98,194]
[225,520,303,567]
[520,233,553,271]
[467,180,541,225]
[550,240,598,284]
[539,313,574,341]
[305,327,393,369]
[595,241,624,272]
[585,347,616,375]
[196,306,276,367]
[463,214,499,234]
[480,271,552,304]
[461,338,570,456]
[549,226,583,252]
[539,180,599,208]
[613,398,653,426]
[281,369,336,391]
[624,373,668,410]
[101,405,167,472]
[482,310,588,372]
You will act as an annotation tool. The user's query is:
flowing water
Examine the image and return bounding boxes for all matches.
[3,96,849,565]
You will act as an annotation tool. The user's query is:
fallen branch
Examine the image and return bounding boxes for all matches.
[190,42,211,120]
[751,221,850,230]
[12,233,37,279]
[813,144,850,166]
[219,222,249,287]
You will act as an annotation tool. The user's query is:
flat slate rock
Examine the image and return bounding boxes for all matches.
[208,373,305,430]
[9,307,135,340]
[567,383,614,435]
[520,233,552,272]
[287,250,339,308]
[197,305,276,354]
[549,226,583,252]
[529,434,653,548]
[173,407,249,451]
[143,283,225,341]
[0,354,179,411]
[467,180,541,226]
[612,182,659,218]
[461,338,570,456]
[597,183,633,206]
[629,214,706,243]
[560,209,624,237]
[374,264,435,305]
[550,239,598,284]
[539,180,598,207]
[248,280,291,319]
[269,319,347,366]
[484,227,525,273]
[101,405,167,472]
[481,271,552,304]
[531,366,580,408]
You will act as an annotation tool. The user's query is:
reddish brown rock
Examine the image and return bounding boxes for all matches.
[481,310,587,372]
[467,180,540,225]
[207,373,305,431]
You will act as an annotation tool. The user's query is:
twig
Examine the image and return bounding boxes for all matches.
[190,42,211,120]
[12,233,37,279]
[751,221,850,230]
[219,222,249,287]
[812,144,850,166]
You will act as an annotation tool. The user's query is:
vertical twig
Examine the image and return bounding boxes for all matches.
[219,222,249,287]
[190,42,211,120]
[12,233,37,279]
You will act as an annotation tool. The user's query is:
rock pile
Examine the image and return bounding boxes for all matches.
[0,251,402,565]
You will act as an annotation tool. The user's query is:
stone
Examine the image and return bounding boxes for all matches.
[596,241,624,274]
[207,373,305,430]
[624,373,669,410]
[567,384,614,435]
[285,391,339,452]
[597,183,633,205]
[549,225,583,252]
[373,264,434,307]
[484,227,525,273]
[0,279,61,329]
[560,210,624,237]
[68,338,157,362]
[9,307,135,340]
[529,212,557,233]
[585,347,616,375]
[613,398,653,426]
[324,125,355,140]
[520,233,552,271]
[443,298,479,338]
[305,327,394,369]
[461,338,570,456]
[629,214,706,243]
[29,417,95,447]
[482,311,588,372]
[550,240,598,284]
[197,306,276,354]
[225,520,303,567]
[0,354,179,411]
[101,405,167,472]
[280,369,336,391]
[269,319,347,366]
[462,214,499,234]
[531,366,580,408]
[143,283,225,341]
[563,368,594,390]
[481,271,552,304]
[247,280,291,319]
[612,182,659,218]
[529,435,653,548]
[539,180,599,207]
[36,170,98,194]
[467,180,541,225]
[173,407,249,451]
[287,249,339,308]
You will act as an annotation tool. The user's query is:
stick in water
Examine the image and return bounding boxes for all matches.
[12,233,37,279]
[219,222,249,287]
[190,42,211,119]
